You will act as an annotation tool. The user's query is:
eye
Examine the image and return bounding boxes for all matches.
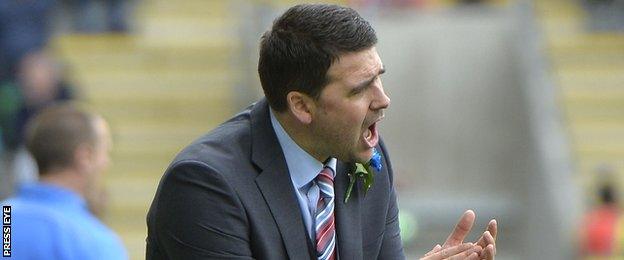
[350,85,369,97]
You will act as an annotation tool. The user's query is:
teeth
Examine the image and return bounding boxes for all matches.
[364,128,372,139]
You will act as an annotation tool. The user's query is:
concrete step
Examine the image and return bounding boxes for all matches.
[111,137,195,157]
[565,97,624,111]
[576,145,624,159]
[54,33,238,55]
[568,118,624,130]
[53,34,139,53]
[84,86,231,104]
[110,150,175,171]
[550,38,624,53]
[577,157,624,175]
[112,120,214,137]
[573,134,624,149]
[73,71,236,95]
[552,52,624,68]
[555,62,624,73]
[105,177,161,208]
[564,99,624,111]
[557,69,624,89]
[535,0,584,15]
[105,160,171,179]
[138,16,238,49]
[565,105,624,121]
[63,47,236,72]
[564,86,624,96]
[89,99,232,124]
[137,0,229,18]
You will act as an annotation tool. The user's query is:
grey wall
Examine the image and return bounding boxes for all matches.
[373,3,579,259]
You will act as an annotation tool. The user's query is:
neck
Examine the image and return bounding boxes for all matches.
[39,168,87,198]
[274,111,328,162]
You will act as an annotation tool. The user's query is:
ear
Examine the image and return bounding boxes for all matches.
[285,91,315,124]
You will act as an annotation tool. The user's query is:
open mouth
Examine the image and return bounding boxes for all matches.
[362,120,380,148]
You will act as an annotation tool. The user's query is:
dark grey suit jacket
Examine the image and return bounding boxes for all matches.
[146,98,404,259]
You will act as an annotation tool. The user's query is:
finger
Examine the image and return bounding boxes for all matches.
[487,219,497,241]
[476,230,495,247]
[481,244,495,260]
[447,246,481,260]
[474,231,495,255]
[483,231,496,255]
[424,244,442,257]
[475,220,497,247]
[472,245,483,258]
[427,243,474,260]
[467,252,480,260]
[444,210,476,246]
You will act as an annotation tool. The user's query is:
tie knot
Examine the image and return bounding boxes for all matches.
[317,167,334,184]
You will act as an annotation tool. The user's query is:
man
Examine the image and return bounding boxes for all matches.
[147,4,496,260]
[2,104,127,259]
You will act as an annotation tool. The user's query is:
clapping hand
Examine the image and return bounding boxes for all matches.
[420,210,497,260]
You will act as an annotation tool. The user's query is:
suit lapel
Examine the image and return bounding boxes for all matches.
[251,99,313,260]
[334,161,363,259]
[256,163,312,259]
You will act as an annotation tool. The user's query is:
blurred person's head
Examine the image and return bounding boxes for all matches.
[594,164,618,206]
[17,51,61,107]
[258,4,390,163]
[25,103,111,196]
[599,184,616,205]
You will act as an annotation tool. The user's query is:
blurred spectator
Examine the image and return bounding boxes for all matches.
[580,166,621,257]
[63,0,130,33]
[0,0,57,82]
[582,0,624,31]
[459,0,485,4]
[0,51,74,199]
[1,104,127,260]
[14,51,74,147]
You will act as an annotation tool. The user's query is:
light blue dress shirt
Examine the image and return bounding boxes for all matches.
[270,110,337,240]
[2,182,128,260]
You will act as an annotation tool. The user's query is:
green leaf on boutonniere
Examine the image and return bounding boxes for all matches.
[359,163,374,194]
[344,148,383,203]
[344,163,376,203]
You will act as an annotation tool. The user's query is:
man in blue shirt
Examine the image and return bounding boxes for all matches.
[2,104,127,260]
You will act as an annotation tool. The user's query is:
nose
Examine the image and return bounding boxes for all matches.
[370,83,391,110]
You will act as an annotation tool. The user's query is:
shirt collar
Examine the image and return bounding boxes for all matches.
[270,109,336,188]
[16,182,87,209]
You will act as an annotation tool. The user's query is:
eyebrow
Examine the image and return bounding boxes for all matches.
[350,66,386,95]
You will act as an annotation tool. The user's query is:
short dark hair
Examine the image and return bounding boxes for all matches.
[258,4,377,112]
[599,184,616,205]
[25,103,99,174]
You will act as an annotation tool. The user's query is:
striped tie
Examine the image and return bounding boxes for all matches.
[315,166,336,260]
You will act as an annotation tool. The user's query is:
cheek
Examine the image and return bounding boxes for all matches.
[344,103,370,127]
[95,151,109,170]
[319,98,369,134]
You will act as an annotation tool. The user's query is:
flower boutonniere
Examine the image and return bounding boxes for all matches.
[344,148,382,203]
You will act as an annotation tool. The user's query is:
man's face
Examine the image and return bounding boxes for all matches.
[87,117,112,179]
[310,47,390,163]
